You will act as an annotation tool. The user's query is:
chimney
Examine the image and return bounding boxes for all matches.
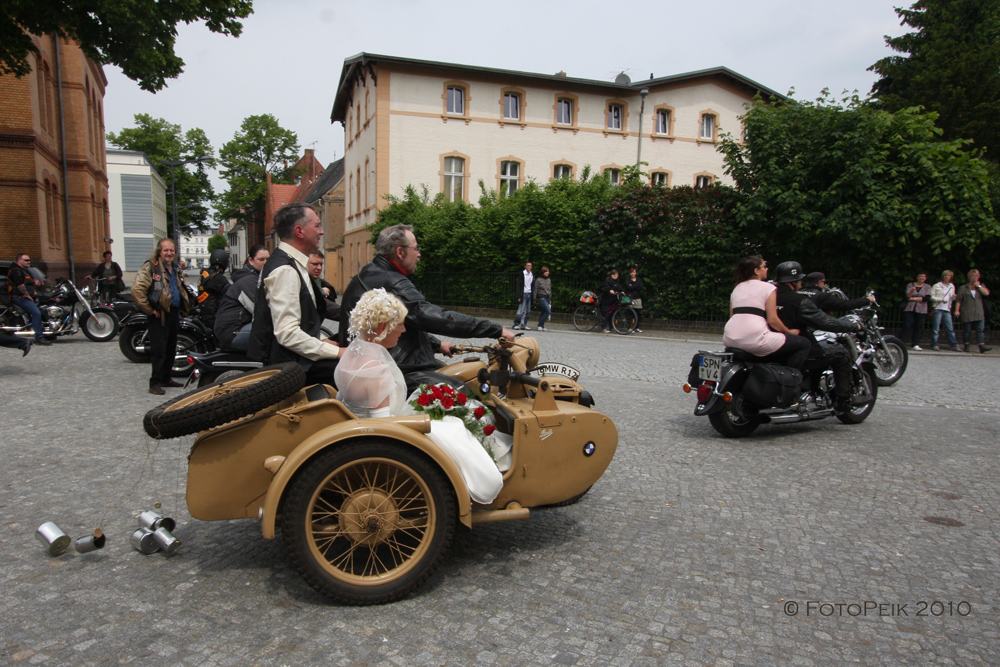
[555,71,567,77]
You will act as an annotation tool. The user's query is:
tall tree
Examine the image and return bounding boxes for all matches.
[719,93,998,293]
[0,0,253,92]
[869,0,1000,159]
[107,114,215,238]
[216,114,299,227]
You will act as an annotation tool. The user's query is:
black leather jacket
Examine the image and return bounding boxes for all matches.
[338,255,503,372]
[798,286,871,313]
[775,284,858,340]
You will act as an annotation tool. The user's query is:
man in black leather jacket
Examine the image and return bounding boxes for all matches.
[339,224,515,394]
[798,272,875,313]
[773,262,866,413]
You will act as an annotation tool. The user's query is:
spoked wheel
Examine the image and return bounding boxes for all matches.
[81,310,119,342]
[613,307,638,335]
[280,441,456,606]
[572,305,601,332]
[872,335,908,386]
[119,324,150,363]
[836,366,878,424]
[707,392,759,438]
[143,362,305,439]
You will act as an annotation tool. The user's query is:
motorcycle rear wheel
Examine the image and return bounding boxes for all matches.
[119,324,150,363]
[836,367,879,424]
[872,335,907,386]
[171,332,209,376]
[708,394,759,438]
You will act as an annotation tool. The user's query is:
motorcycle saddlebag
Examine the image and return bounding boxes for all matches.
[742,364,802,408]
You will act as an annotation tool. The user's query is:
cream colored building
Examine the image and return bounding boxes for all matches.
[105,149,167,278]
[330,53,781,268]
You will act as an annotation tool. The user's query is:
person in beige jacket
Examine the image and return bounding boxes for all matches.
[131,239,190,394]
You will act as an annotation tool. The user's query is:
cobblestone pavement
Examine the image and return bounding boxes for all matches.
[1,323,998,666]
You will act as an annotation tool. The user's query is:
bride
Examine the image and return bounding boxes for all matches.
[334,288,504,504]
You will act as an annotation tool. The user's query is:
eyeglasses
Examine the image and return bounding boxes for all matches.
[403,245,421,253]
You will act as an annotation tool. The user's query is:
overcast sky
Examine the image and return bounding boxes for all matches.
[102,0,909,195]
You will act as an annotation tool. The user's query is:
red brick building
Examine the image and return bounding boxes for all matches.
[0,33,109,281]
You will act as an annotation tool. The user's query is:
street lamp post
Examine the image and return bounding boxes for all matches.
[160,156,211,250]
[636,88,649,168]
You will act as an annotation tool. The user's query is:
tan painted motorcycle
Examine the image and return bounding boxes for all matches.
[143,336,617,605]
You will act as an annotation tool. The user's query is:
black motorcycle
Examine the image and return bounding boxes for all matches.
[824,289,907,386]
[118,313,215,376]
[0,278,119,343]
[684,336,878,438]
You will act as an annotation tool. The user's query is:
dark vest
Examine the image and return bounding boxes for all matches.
[247,247,324,368]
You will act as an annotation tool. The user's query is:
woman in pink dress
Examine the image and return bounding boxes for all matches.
[723,256,810,368]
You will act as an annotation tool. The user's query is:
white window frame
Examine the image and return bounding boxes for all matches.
[700,114,715,140]
[607,104,623,131]
[447,87,465,115]
[444,156,465,202]
[606,168,621,186]
[553,164,573,180]
[500,161,519,195]
[503,92,520,121]
[651,172,668,186]
[696,175,714,188]
[557,98,573,125]
[656,109,670,135]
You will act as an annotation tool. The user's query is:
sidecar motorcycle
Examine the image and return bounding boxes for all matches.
[144,337,617,605]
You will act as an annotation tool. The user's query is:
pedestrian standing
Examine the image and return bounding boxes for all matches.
[600,269,624,333]
[132,239,190,395]
[899,270,932,350]
[623,267,644,333]
[929,270,959,351]
[513,261,535,330]
[535,267,552,331]
[954,269,992,353]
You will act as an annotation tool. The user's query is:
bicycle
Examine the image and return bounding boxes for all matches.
[572,291,602,331]
[611,294,638,335]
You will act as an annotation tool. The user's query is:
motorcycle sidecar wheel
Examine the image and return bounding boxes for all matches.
[873,336,907,386]
[836,367,879,424]
[708,394,759,438]
[280,441,456,606]
[143,362,305,439]
[119,324,150,363]
[81,310,119,342]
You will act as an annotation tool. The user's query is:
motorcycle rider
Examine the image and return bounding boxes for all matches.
[6,253,51,346]
[799,272,875,313]
[214,247,269,352]
[197,249,231,330]
[773,261,867,414]
[132,239,190,394]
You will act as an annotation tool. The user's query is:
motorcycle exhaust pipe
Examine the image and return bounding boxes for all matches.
[768,408,833,424]
[36,522,72,556]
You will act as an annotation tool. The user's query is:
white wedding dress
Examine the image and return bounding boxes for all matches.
[334,338,505,505]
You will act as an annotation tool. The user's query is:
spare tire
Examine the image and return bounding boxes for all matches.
[144,362,305,439]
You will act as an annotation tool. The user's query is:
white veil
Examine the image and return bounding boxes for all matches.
[334,338,408,417]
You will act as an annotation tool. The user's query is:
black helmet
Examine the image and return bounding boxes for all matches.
[209,249,229,270]
[774,261,804,283]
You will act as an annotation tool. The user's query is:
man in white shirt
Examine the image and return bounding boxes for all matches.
[929,269,959,351]
[247,202,341,383]
[513,261,535,330]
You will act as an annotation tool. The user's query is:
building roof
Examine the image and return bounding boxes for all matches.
[331,52,785,122]
[303,158,345,204]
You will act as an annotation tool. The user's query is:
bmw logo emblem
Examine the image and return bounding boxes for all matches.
[583,441,595,456]
[479,383,490,394]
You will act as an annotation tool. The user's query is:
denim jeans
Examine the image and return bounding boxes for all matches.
[899,310,927,347]
[514,295,532,327]
[11,296,44,339]
[962,319,986,345]
[930,309,957,347]
[537,297,551,328]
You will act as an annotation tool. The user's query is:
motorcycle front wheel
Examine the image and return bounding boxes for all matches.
[81,310,120,342]
[708,393,759,438]
[873,335,907,386]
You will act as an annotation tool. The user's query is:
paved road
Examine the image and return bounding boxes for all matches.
[1,324,997,666]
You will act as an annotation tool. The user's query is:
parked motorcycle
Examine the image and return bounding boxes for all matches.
[827,290,907,387]
[0,278,119,342]
[118,313,215,376]
[683,335,878,438]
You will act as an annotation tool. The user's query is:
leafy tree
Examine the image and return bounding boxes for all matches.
[0,0,253,92]
[216,114,299,227]
[207,234,227,253]
[106,113,214,238]
[719,92,998,295]
[869,0,1000,159]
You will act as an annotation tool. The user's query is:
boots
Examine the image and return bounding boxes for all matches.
[963,344,970,352]
[980,344,993,354]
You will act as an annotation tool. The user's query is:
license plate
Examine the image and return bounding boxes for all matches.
[532,362,581,381]
[698,354,722,381]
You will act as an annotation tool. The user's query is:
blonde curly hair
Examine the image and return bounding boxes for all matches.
[347,288,408,342]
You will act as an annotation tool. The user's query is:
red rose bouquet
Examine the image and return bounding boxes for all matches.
[408,382,498,458]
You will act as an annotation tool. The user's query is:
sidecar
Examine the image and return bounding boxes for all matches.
[143,337,617,605]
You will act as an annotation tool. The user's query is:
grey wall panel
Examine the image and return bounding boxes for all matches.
[121,175,153,234]
[124,237,153,272]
